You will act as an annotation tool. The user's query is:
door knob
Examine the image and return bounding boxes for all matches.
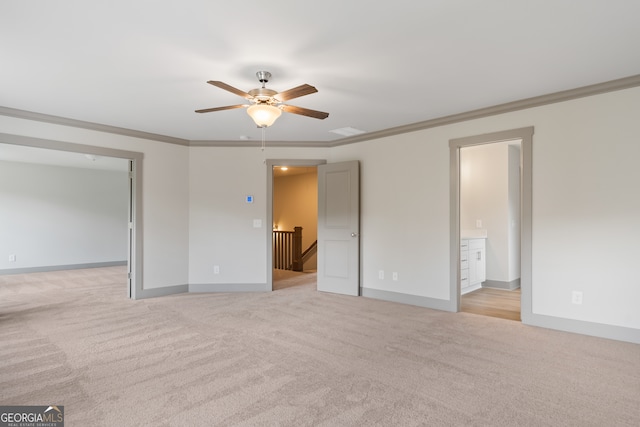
[351,232,358,237]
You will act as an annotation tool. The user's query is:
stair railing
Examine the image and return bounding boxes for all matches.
[273,226,303,271]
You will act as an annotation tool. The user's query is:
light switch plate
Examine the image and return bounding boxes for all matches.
[253,219,262,228]
[572,291,583,305]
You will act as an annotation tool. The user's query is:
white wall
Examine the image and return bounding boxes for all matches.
[529,90,640,329]
[2,85,639,340]
[188,146,328,285]
[0,160,128,270]
[330,134,451,299]
[0,116,190,290]
[331,86,640,333]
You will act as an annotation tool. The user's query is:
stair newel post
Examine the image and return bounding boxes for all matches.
[292,226,303,272]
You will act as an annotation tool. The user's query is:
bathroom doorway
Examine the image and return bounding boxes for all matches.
[459,140,522,321]
[449,126,533,323]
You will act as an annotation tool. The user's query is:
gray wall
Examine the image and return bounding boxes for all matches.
[0,160,129,271]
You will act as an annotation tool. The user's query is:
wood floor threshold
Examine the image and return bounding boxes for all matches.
[461,287,522,321]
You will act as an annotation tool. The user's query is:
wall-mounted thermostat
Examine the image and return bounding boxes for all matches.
[246,195,254,203]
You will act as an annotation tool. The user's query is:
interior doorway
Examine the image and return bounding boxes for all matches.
[0,134,143,299]
[459,140,522,321]
[449,127,534,323]
[266,159,326,292]
[271,164,319,290]
[266,158,361,296]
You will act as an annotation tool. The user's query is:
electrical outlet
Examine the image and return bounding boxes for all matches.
[392,272,398,281]
[571,291,583,305]
[214,265,220,274]
[378,270,384,280]
[476,219,482,228]
[9,254,16,262]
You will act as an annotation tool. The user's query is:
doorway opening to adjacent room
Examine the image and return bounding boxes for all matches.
[0,134,143,299]
[449,127,533,323]
[459,140,522,321]
[268,159,324,293]
[267,159,360,296]
[271,164,319,291]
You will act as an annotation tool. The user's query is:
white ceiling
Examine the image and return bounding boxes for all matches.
[2,1,639,144]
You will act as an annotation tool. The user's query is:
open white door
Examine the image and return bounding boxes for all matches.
[317,160,360,295]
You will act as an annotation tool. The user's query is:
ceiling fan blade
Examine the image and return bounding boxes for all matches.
[207,81,253,100]
[274,84,318,102]
[195,104,247,113]
[281,104,329,120]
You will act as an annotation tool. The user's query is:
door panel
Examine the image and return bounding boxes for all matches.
[317,161,360,295]
[324,240,350,278]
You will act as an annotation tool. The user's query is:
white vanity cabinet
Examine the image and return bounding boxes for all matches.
[460,240,470,289]
[460,238,486,294]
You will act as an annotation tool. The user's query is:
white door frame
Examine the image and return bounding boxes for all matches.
[266,158,326,291]
[0,132,144,299]
[449,127,533,322]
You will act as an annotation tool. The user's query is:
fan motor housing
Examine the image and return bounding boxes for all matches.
[249,87,278,102]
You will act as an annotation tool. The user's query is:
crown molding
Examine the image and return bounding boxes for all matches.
[189,139,330,148]
[0,106,190,146]
[2,74,639,148]
[328,74,640,147]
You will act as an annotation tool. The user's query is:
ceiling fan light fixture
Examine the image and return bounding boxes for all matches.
[247,104,282,127]
[197,72,328,125]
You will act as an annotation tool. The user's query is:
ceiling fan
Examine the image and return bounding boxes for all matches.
[195,71,329,127]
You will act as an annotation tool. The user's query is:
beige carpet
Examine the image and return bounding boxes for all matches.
[1,267,639,426]
[273,269,317,290]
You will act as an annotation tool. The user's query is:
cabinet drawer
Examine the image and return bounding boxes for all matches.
[460,240,469,250]
[460,260,469,270]
[460,250,468,262]
[461,277,470,288]
[460,268,468,280]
